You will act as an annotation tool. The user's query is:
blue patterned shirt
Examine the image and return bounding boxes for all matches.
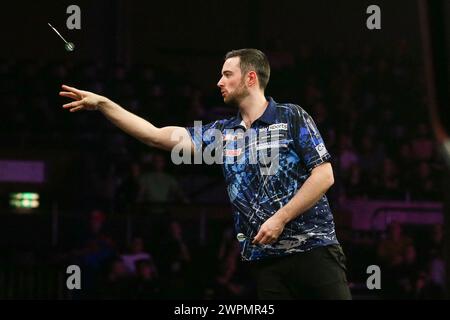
[186,97,338,261]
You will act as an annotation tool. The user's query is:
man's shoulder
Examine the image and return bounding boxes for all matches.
[273,101,307,119]
[221,115,239,127]
[186,118,234,136]
[201,117,237,129]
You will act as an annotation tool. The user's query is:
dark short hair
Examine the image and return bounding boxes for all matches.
[225,48,270,90]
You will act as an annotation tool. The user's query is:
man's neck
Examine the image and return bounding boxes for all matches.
[238,93,268,128]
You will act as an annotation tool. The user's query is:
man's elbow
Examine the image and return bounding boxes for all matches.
[313,162,334,189]
[143,136,158,148]
[327,172,335,188]
[325,164,335,188]
[144,127,162,148]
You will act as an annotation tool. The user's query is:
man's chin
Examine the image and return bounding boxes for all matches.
[223,95,238,106]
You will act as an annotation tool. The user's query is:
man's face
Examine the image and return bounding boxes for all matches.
[217,57,249,106]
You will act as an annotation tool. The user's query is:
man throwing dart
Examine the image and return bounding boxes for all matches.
[60,49,351,300]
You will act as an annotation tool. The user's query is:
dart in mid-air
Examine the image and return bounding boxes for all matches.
[48,23,75,52]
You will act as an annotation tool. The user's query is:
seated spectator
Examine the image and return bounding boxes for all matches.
[377,221,412,267]
[121,237,154,275]
[115,162,141,213]
[159,221,192,298]
[380,158,403,199]
[131,259,161,299]
[99,258,132,299]
[137,153,189,205]
[410,162,440,201]
[410,123,434,162]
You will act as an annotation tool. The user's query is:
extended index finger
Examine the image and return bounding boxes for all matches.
[61,84,83,96]
[59,91,79,100]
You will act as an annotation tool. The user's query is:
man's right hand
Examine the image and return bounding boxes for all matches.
[60,84,106,112]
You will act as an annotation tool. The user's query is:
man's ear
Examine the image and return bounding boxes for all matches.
[247,71,258,87]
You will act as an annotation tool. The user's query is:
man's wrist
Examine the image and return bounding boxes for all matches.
[97,96,110,111]
[275,207,291,225]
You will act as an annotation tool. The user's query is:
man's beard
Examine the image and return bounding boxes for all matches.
[224,82,249,107]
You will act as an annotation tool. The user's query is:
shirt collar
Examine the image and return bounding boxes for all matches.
[224,97,278,129]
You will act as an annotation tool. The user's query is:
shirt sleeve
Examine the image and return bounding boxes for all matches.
[185,120,225,151]
[289,104,331,171]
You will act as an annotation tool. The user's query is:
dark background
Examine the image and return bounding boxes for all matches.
[0,0,448,300]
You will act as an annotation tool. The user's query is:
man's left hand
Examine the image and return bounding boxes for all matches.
[253,213,287,245]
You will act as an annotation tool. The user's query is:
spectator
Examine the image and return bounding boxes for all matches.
[116,162,141,212]
[99,258,132,299]
[377,221,413,267]
[121,237,154,275]
[410,123,434,162]
[131,259,161,299]
[137,153,189,204]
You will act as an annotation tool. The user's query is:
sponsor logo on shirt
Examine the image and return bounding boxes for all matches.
[268,123,288,131]
[315,143,328,157]
[225,148,242,157]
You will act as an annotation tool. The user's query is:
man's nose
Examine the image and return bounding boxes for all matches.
[217,77,224,88]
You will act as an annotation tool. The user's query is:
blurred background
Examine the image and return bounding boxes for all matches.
[0,0,448,299]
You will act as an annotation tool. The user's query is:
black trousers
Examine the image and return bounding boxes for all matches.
[250,244,352,300]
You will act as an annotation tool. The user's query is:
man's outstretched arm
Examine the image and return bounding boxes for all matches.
[60,85,194,152]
